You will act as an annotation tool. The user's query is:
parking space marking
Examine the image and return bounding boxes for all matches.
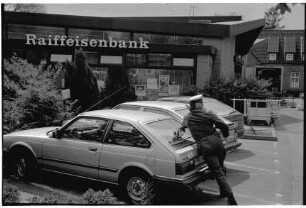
[225,162,274,173]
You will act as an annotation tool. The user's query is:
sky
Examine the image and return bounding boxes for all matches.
[43,2,305,30]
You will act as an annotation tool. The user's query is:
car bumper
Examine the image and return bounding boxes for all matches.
[224,140,242,152]
[153,165,211,189]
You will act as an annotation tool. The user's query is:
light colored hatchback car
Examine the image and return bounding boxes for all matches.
[158,96,245,140]
[3,110,209,204]
[114,101,241,152]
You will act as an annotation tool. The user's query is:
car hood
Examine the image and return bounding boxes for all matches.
[5,126,60,137]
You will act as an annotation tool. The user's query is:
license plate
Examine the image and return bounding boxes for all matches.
[234,121,239,127]
[195,156,204,165]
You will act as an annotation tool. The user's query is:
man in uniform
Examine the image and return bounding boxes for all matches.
[180,94,238,205]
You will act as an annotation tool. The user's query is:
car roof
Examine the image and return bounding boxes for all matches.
[158,96,216,103]
[117,101,188,110]
[79,109,170,122]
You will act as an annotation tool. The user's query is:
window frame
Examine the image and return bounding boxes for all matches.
[104,120,152,148]
[60,116,110,143]
[290,72,300,88]
[285,53,294,61]
[268,53,277,61]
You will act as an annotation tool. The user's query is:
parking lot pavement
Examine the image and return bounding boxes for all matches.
[243,124,276,141]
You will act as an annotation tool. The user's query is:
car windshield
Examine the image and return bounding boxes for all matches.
[146,118,195,149]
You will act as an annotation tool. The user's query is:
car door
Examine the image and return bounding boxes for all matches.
[99,120,153,183]
[41,116,109,180]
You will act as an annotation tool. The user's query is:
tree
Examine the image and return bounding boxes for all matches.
[65,48,99,112]
[3,56,76,133]
[275,3,292,15]
[264,7,285,30]
[4,3,46,13]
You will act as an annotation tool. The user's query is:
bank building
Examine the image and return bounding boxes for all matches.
[3,11,265,100]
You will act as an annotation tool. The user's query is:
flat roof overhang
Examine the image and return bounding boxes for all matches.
[3,12,265,40]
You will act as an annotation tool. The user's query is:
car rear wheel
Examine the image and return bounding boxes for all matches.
[122,172,156,204]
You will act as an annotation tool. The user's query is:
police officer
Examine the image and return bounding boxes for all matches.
[181,94,238,205]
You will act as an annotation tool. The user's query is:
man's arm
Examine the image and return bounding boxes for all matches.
[207,111,229,137]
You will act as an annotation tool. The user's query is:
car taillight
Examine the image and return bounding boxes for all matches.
[176,156,204,175]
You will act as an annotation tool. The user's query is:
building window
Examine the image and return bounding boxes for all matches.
[285,53,294,61]
[268,53,277,61]
[68,28,104,40]
[7,24,65,40]
[100,55,122,65]
[290,72,300,88]
[173,58,194,67]
[84,51,99,64]
[148,53,171,67]
[126,54,146,67]
[50,54,72,62]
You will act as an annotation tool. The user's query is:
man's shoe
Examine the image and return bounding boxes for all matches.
[227,195,238,205]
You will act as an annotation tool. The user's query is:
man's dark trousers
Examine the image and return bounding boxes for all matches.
[198,134,232,196]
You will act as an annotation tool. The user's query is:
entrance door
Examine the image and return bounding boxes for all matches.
[256,68,281,92]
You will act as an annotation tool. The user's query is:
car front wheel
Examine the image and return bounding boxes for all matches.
[13,151,36,181]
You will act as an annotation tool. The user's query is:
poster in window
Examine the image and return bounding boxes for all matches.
[61,88,71,100]
[147,78,158,90]
[169,85,180,96]
[158,75,169,96]
[135,85,146,96]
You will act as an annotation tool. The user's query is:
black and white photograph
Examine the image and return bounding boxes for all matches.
[1,1,305,206]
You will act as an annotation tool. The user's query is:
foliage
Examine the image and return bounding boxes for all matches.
[31,193,77,204]
[201,76,273,106]
[4,3,46,13]
[65,48,99,112]
[3,184,20,204]
[3,56,77,133]
[264,7,285,30]
[138,180,156,205]
[81,188,125,205]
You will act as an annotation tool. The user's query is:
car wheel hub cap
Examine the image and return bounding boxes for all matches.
[128,177,147,201]
[17,158,26,176]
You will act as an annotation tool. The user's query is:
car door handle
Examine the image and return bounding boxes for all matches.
[88,147,98,152]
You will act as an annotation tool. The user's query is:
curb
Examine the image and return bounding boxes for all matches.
[242,134,277,141]
[241,127,277,141]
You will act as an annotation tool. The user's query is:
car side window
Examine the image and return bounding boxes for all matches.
[143,108,171,117]
[105,121,151,148]
[61,117,108,142]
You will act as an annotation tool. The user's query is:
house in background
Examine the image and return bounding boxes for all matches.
[243,30,304,97]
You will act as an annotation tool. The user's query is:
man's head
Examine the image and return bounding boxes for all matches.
[188,94,203,111]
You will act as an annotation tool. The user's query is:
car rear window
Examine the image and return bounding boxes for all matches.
[174,108,189,117]
[146,118,195,149]
[204,99,237,114]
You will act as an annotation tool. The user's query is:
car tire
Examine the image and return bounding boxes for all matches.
[122,172,156,205]
[12,150,37,181]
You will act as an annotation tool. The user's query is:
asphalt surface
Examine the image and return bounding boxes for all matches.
[2,106,303,205]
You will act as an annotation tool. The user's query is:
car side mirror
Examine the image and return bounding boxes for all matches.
[47,129,61,139]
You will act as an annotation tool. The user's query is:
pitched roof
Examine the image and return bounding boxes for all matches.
[249,30,304,64]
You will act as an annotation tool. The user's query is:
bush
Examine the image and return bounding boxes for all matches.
[3,56,77,133]
[3,184,20,204]
[201,76,273,106]
[82,188,125,205]
[31,193,77,204]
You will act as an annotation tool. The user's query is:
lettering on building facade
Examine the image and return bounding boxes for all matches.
[25,34,149,49]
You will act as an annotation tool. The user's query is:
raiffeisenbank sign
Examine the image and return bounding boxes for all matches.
[25,34,150,49]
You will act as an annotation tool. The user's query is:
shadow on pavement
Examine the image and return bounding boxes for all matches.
[226,148,255,162]
[275,113,303,131]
